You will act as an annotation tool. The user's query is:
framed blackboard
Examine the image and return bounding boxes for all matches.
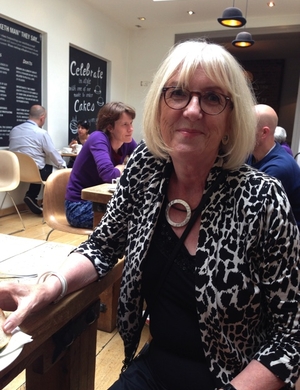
[0,17,42,147]
[69,46,107,142]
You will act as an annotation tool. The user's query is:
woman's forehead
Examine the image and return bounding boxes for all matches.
[167,67,223,89]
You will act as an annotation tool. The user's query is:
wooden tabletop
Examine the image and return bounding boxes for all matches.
[0,234,123,389]
[81,183,113,204]
[60,152,78,157]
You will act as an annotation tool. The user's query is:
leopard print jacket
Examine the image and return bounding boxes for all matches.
[74,141,300,389]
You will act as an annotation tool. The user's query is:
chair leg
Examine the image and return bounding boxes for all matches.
[0,192,25,234]
[45,228,54,241]
[0,192,7,211]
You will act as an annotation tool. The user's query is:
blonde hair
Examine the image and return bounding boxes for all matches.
[143,39,257,170]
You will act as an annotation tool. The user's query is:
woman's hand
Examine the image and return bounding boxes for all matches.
[0,280,60,334]
[69,139,78,147]
[115,164,125,175]
[1,253,98,334]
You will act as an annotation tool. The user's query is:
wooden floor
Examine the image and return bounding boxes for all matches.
[0,210,150,390]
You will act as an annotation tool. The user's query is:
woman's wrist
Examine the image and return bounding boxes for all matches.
[37,271,68,303]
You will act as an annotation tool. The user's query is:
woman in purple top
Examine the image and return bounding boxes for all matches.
[65,102,137,228]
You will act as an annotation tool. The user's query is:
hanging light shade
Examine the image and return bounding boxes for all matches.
[217,7,247,27]
[232,31,255,47]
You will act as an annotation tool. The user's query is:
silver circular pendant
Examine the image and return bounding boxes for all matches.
[165,199,192,228]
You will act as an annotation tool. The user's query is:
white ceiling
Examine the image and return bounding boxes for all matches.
[85,0,300,31]
[84,0,300,60]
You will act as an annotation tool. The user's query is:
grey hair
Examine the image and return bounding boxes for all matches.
[274,126,287,144]
[143,39,257,170]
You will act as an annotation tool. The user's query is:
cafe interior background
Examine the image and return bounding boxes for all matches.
[1,0,300,210]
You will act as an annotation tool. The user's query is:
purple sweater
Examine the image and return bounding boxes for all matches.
[66,131,137,202]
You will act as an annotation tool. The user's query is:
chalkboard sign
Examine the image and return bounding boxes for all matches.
[0,17,42,147]
[69,46,107,142]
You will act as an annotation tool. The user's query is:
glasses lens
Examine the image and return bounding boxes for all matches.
[201,92,227,115]
[163,87,229,115]
[164,88,189,109]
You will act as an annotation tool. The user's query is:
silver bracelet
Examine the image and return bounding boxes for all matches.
[37,271,68,303]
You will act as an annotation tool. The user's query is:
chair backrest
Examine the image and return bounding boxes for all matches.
[0,150,20,192]
[43,168,93,237]
[12,151,45,184]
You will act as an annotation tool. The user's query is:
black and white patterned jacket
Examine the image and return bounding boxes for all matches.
[74,141,300,389]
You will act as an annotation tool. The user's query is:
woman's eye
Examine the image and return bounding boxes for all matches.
[171,89,187,98]
[204,92,221,104]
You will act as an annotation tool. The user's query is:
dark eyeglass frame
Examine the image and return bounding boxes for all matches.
[162,86,232,116]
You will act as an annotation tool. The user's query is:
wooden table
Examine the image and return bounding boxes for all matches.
[0,234,123,390]
[81,183,113,228]
[81,184,120,333]
[60,152,78,158]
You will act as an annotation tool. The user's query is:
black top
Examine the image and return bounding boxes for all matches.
[142,203,216,389]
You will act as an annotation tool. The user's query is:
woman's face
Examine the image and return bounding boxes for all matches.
[77,125,89,137]
[109,112,134,144]
[159,66,232,163]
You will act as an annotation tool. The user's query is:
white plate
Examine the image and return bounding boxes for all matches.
[0,327,32,371]
[0,345,23,371]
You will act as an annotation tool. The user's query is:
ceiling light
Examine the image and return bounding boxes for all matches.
[232,31,255,47]
[267,2,275,7]
[187,10,195,15]
[138,17,146,21]
[217,6,246,27]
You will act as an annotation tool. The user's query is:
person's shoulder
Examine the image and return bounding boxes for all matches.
[91,130,105,137]
[88,130,107,142]
[229,163,281,186]
[281,143,293,156]
[272,144,300,170]
[10,122,26,132]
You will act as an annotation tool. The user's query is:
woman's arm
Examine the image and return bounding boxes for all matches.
[91,133,121,182]
[2,253,97,333]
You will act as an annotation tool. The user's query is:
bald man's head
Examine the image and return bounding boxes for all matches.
[252,104,279,162]
[255,104,278,137]
[28,105,47,128]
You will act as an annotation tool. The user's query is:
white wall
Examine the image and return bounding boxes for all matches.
[0,0,131,207]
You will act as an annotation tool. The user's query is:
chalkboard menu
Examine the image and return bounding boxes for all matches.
[0,17,42,147]
[69,46,107,142]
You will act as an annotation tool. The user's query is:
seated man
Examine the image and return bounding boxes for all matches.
[9,105,66,215]
[246,104,300,229]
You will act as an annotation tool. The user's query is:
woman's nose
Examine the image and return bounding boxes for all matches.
[183,96,203,119]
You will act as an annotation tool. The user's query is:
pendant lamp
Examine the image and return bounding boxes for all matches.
[218,0,254,48]
[217,6,246,28]
[232,31,254,47]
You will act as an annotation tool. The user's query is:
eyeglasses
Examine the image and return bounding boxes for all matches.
[162,87,232,115]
